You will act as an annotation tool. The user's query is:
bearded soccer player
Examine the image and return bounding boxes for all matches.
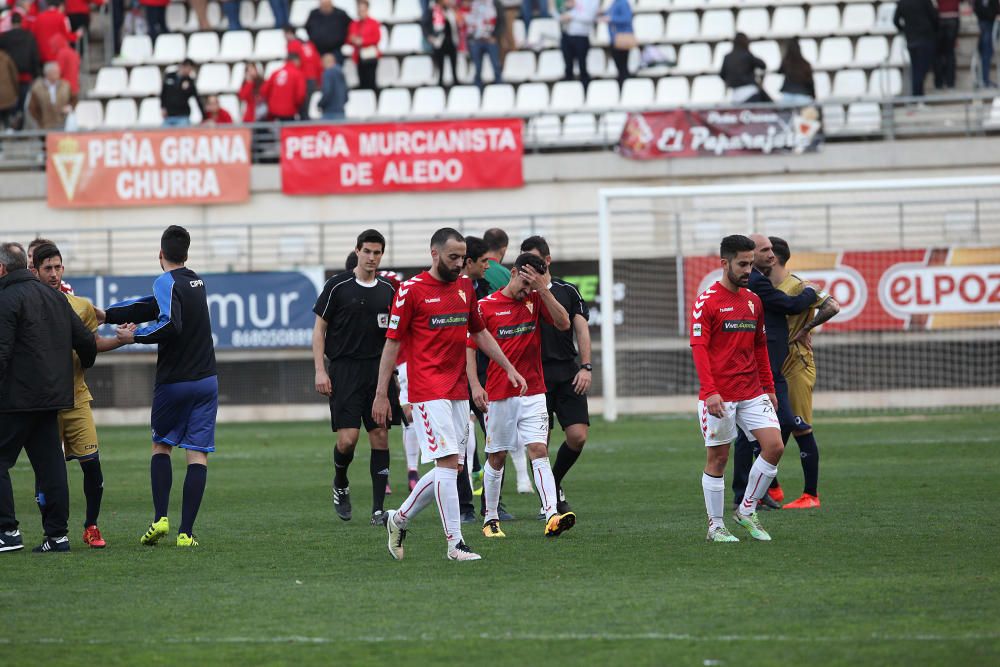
[373,228,526,562]
[691,235,784,542]
[27,238,74,295]
[471,253,576,540]
[769,237,840,509]
[32,243,124,548]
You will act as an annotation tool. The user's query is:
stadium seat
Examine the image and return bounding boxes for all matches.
[700,9,735,41]
[635,0,670,11]
[873,2,898,35]
[527,114,561,146]
[103,98,138,128]
[799,39,819,69]
[188,96,203,124]
[985,97,1000,128]
[127,65,162,97]
[803,6,840,38]
[832,69,867,97]
[526,18,561,49]
[664,12,699,43]
[346,89,377,118]
[584,79,620,110]
[393,0,423,22]
[166,3,187,33]
[587,48,607,79]
[620,77,654,108]
[550,80,585,112]
[599,111,628,144]
[674,43,712,76]
[841,4,875,36]
[376,87,411,117]
[188,31,221,63]
[534,49,564,82]
[814,71,832,100]
[386,23,423,55]
[90,66,128,98]
[482,83,516,114]
[818,37,853,71]
[633,13,665,45]
[501,51,535,84]
[690,75,725,105]
[218,31,254,63]
[337,0,358,17]
[151,33,187,65]
[846,101,881,132]
[854,36,889,68]
[511,19,526,48]
[229,62,247,92]
[137,96,163,126]
[239,0,258,28]
[868,68,902,98]
[515,82,550,113]
[289,0,317,27]
[398,55,436,87]
[751,40,781,72]
[656,76,690,106]
[606,47,640,79]
[770,7,805,39]
[307,90,321,119]
[197,63,231,94]
[561,112,598,144]
[736,9,769,39]
[412,86,446,115]
[255,29,287,60]
[376,56,400,88]
[762,72,782,101]
[591,21,610,48]
[446,85,480,115]
[74,99,103,129]
[116,35,153,66]
[219,93,240,121]
[712,42,733,73]
[368,0,391,21]
[888,36,910,66]
[250,0,275,29]
[183,2,223,31]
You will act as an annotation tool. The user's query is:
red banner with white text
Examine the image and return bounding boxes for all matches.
[280,119,524,195]
[684,247,1000,331]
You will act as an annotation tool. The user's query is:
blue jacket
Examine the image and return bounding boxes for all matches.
[605,0,633,39]
[318,65,348,118]
[747,268,816,379]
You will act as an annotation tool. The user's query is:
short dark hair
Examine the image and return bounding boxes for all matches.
[11,13,22,25]
[28,237,55,253]
[769,236,791,266]
[430,227,464,249]
[356,229,386,251]
[720,234,755,261]
[483,228,508,253]
[0,242,27,271]
[463,236,488,263]
[161,225,190,263]
[520,235,550,258]
[345,251,358,271]
[32,243,62,268]
[181,58,196,68]
[513,253,548,275]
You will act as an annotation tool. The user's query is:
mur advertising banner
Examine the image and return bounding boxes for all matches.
[619,108,823,159]
[280,118,524,195]
[46,129,252,208]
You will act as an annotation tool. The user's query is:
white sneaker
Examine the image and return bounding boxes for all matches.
[516,479,533,494]
[385,510,406,560]
[446,541,482,561]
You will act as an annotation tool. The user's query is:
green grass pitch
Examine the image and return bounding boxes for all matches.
[2,411,999,666]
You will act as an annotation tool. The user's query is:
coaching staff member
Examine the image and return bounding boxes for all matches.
[0,241,96,554]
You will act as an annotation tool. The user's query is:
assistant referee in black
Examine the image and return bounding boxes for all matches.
[312,230,399,525]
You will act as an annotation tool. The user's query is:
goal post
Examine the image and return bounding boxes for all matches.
[596,175,1000,422]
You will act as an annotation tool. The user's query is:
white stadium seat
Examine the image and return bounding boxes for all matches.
[166,3,187,33]
[515,82,550,113]
[526,18,561,49]
[633,13,665,45]
[832,69,867,97]
[197,63,231,95]
[502,51,536,84]
[665,12,699,43]
[127,65,162,97]
[90,66,128,98]
[599,111,628,143]
[561,112,598,144]
[584,79,620,110]
[398,55,436,87]
[289,0,317,27]
[251,0,275,29]
[446,85,481,115]
[346,89,377,118]
[218,31,254,63]
[376,57,400,88]
[137,96,163,126]
[535,50,565,82]
[770,7,805,39]
[254,29,287,60]
[527,114,561,145]
[219,94,240,121]
[818,37,854,70]
[799,39,819,68]
[700,9,735,41]
[690,75,725,105]
[393,0,423,22]
[587,48,607,79]
[853,36,889,68]
[874,3,898,35]
[74,99,103,129]
[116,35,152,65]
[411,86,446,115]
[377,87,411,117]
[841,4,875,36]
[550,80,585,112]
[482,83,516,114]
[822,104,845,133]
[674,43,712,76]
[846,101,881,131]
[657,76,690,106]
[750,40,781,72]
[803,6,840,38]
[868,68,902,98]
[187,31,220,63]
[814,71,832,101]
[888,35,910,66]
[103,98,138,128]
[620,77,654,108]
[736,9,770,39]
[151,33,186,65]
[386,24,423,55]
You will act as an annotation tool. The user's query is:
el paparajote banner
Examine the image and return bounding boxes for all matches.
[46,128,252,208]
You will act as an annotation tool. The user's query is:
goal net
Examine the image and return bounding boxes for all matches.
[595,176,1000,421]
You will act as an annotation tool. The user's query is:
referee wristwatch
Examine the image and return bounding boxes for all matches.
[580,363,593,371]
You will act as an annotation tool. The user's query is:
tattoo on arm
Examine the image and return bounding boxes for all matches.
[806,298,841,331]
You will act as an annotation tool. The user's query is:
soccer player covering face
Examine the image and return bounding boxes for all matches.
[691,235,785,542]
[471,254,576,539]
[312,230,399,525]
[373,228,527,562]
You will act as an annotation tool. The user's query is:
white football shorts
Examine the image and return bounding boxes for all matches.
[697,394,780,447]
[485,394,549,453]
[396,362,409,406]
[412,398,469,463]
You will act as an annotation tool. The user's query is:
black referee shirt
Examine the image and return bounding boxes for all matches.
[541,278,590,380]
[313,271,396,361]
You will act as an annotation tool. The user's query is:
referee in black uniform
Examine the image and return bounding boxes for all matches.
[521,236,592,516]
[312,230,399,525]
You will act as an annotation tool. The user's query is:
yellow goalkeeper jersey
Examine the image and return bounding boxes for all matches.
[777,273,828,376]
[64,293,98,407]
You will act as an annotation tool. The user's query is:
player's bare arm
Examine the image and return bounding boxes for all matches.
[115,322,137,344]
[372,338,401,426]
[96,334,124,353]
[790,297,841,344]
[466,347,488,412]
[471,329,528,395]
[311,315,332,396]
[572,314,592,395]
[521,264,570,331]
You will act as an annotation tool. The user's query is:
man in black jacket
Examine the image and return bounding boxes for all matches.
[161,58,203,126]
[0,13,41,128]
[894,0,939,97]
[306,0,351,62]
[0,242,97,554]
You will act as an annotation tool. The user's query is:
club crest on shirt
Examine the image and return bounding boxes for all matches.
[525,301,534,314]
[458,289,467,303]
[748,300,755,315]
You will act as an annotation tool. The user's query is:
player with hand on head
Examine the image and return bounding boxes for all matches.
[312,230,400,525]
[471,253,576,539]
[373,228,526,562]
[691,235,784,542]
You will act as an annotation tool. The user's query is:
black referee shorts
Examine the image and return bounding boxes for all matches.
[545,376,590,430]
[329,358,400,432]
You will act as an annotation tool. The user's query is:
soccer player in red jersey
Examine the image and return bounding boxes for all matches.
[691,235,785,542]
[372,228,526,562]
[470,253,576,540]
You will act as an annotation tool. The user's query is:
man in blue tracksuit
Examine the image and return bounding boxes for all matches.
[731,234,817,508]
[105,226,217,547]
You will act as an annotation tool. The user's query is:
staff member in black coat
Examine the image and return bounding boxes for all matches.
[893,0,939,97]
[0,242,97,554]
[720,32,769,103]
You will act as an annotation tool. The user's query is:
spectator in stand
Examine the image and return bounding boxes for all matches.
[160,58,202,126]
[122,1,148,41]
[466,0,503,90]
[0,48,17,129]
[306,0,351,61]
[720,32,769,103]
[221,0,241,31]
[269,0,289,29]
[317,51,347,120]
[934,0,959,90]
[50,33,78,94]
[348,0,380,91]
[64,0,101,47]
[976,0,999,88]
[141,0,168,42]
[189,0,211,31]
[238,61,265,121]
[521,0,547,31]
[200,94,233,125]
[27,60,75,128]
[32,1,77,63]
[0,1,29,33]
[284,27,321,119]
[0,13,41,127]
[560,0,597,89]
[604,0,634,85]
[423,0,460,87]
[893,0,937,98]
[779,39,814,106]
[261,52,306,120]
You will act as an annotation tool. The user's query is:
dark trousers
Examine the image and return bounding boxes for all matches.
[222,0,242,30]
[301,79,317,120]
[145,5,167,42]
[358,58,377,91]
[979,20,996,86]
[0,411,70,538]
[732,376,794,504]
[433,42,458,87]
[610,47,630,85]
[562,34,590,88]
[112,0,125,54]
[907,40,934,97]
[934,18,959,89]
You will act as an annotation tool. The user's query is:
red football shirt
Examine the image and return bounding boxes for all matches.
[690,281,774,401]
[473,290,552,400]
[387,271,484,404]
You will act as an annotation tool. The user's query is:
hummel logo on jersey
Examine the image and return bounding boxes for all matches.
[425,297,441,303]
[719,306,734,312]
[496,310,512,316]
